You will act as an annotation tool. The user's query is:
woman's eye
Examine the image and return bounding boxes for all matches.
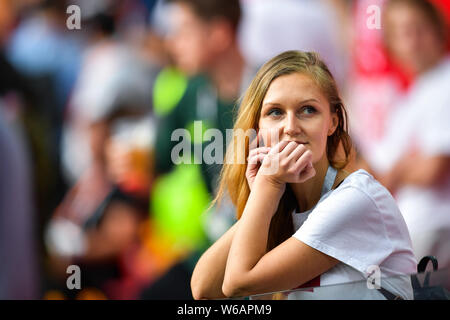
[302,105,317,115]
[267,108,282,117]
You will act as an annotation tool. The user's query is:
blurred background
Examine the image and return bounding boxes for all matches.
[0,0,449,300]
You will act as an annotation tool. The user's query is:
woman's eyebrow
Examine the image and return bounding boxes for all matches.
[262,98,319,107]
[299,98,320,104]
[262,102,282,108]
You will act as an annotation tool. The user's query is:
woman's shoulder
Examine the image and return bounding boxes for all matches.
[326,169,397,212]
[306,169,408,247]
[337,169,386,193]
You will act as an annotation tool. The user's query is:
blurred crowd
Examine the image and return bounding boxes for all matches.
[0,0,449,299]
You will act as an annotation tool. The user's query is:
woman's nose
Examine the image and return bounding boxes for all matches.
[284,113,301,136]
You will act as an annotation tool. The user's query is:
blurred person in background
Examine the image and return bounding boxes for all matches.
[0,81,39,300]
[238,0,349,91]
[3,1,85,293]
[347,0,450,167]
[6,0,84,215]
[363,0,450,268]
[347,0,412,162]
[0,0,40,299]
[139,0,251,299]
[44,1,160,299]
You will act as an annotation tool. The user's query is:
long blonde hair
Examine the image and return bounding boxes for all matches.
[215,51,352,250]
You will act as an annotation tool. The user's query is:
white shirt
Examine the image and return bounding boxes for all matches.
[289,170,417,299]
[368,57,450,255]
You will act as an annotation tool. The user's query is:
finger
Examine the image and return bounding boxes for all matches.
[247,153,259,165]
[279,141,299,158]
[255,153,268,164]
[248,146,271,157]
[285,143,307,163]
[269,140,291,155]
[247,152,268,165]
[302,161,314,174]
[293,149,313,171]
[256,147,271,157]
[248,148,270,163]
[295,159,313,178]
[299,163,316,182]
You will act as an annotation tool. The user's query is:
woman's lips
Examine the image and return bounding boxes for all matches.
[284,140,308,144]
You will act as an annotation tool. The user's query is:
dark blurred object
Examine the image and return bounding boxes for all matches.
[1,49,70,288]
[0,50,39,299]
[0,51,33,97]
[412,256,450,300]
[84,12,116,36]
[139,257,195,300]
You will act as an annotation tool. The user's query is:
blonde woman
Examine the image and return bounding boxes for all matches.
[191,51,417,300]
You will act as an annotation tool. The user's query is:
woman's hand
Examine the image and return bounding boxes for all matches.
[258,140,316,187]
[246,145,271,190]
[245,132,272,190]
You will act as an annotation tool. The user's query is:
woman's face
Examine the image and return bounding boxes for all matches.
[258,72,337,164]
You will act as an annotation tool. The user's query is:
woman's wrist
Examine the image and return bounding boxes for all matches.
[253,174,285,200]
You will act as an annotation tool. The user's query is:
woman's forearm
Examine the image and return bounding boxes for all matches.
[191,220,239,299]
[223,175,284,296]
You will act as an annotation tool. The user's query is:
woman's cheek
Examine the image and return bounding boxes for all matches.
[312,136,328,163]
[259,127,281,147]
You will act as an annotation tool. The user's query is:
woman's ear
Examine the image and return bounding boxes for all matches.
[328,112,339,136]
